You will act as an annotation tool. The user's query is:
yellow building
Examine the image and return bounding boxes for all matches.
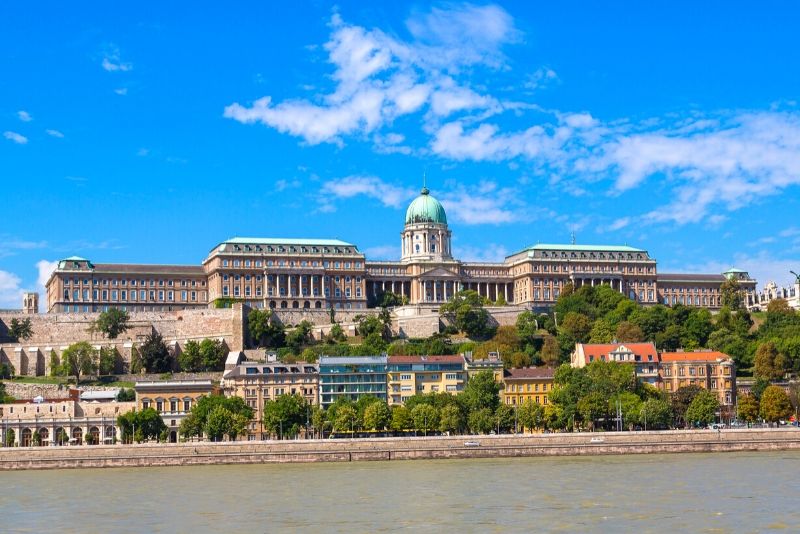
[134,379,215,442]
[386,355,467,405]
[502,367,556,406]
[660,351,736,407]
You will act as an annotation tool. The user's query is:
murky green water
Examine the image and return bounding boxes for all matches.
[2,451,799,532]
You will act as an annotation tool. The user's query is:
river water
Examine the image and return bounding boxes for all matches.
[2,451,799,532]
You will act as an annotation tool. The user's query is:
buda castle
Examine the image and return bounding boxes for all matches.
[44,187,756,314]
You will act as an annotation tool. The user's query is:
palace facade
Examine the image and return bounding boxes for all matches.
[44,187,756,313]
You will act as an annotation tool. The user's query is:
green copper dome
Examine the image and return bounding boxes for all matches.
[405,187,448,225]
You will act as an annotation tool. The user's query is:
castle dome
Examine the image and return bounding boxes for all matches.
[405,187,447,225]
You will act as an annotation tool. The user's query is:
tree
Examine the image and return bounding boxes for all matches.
[180,395,254,441]
[327,323,346,343]
[440,290,493,339]
[737,393,760,423]
[517,400,544,432]
[681,308,714,349]
[60,341,96,381]
[139,332,172,373]
[766,298,793,316]
[540,335,561,366]
[262,394,308,439]
[205,406,235,441]
[494,404,515,433]
[516,311,540,346]
[310,406,328,438]
[93,308,129,339]
[199,338,227,371]
[130,345,143,374]
[332,405,358,433]
[390,405,411,432]
[363,401,391,431]
[461,370,501,413]
[671,385,703,427]
[685,390,720,427]
[560,312,592,343]
[116,388,135,402]
[639,398,672,429]
[754,342,786,381]
[759,385,793,426]
[117,407,167,443]
[615,321,644,343]
[8,317,33,341]
[438,403,465,434]
[178,340,203,372]
[468,407,494,434]
[286,321,313,353]
[720,276,744,310]
[48,350,60,377]
[4,428,14,447]
[98,347,118,375]
[410,404,439,435]
[248,309,285,348]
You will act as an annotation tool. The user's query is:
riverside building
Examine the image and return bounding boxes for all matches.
[318,356,388,407]
[44,187,756,313]
[386,355,467,405]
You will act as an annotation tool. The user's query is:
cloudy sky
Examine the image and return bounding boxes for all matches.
[2,2,800,309]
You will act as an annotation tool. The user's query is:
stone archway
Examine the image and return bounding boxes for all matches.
[55,427,68,446]
[169,430,177,443]
[38,427,49,446]
[292,301,299,309]
[314,301,321,309]
[105,426,116,445]
[269,301,276,308]
[303,301,310,309]
[21,428,32,447]
[89,426,100,445]
[71,427,83,445]
[280,301,287,309]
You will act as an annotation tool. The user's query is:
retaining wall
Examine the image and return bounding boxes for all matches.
[0,429,798,471]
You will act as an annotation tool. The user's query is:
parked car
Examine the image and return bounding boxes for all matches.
[463,441,480,447]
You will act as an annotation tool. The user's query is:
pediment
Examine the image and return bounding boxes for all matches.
[420,267,460,279]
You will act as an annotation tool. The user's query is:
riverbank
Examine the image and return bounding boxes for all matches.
[1,428,798,470]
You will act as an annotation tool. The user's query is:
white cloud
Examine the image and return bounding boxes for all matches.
[453,243,509,262]
[224,4,519,145]
[45,129,64,138]
[101,45,133,72]
[3,131,28,144]
[137,148,150,157]
[0,270,23,310]
[523,67,559,91]
[667,251,800,290]
[275,179,301,191]
[17,110,32,122]
[36,260,58,289]
[320,175,415,210]
[440,182,524,225]
[114,87,128,95]
[363,245,398,260]
[606,217,631,232]
[0,238,47,258]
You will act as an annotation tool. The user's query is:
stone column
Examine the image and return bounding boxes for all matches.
[504,284,509,303]
[433,281,438,302]
[286,274,292,298]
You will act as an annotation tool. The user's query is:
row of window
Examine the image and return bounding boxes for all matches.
[63,289,200,303]
[222,286,363,298]
[62,277,204,287]
[221,273,363,284]
[220,258,363,269]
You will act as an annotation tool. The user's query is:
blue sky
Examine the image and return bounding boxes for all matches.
[2,2,800,308]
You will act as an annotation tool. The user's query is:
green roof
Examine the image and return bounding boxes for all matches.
[723,267,747,274]
[509,243,646,257]
[405,187,447,225]
[222,237,355,247]
[63,255,90,261]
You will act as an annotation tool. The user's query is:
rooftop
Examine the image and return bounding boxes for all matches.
[319,356,387,365]
[92,263,204,275]
[508,243,646,257]
[221,237,355,247]
[578,343,658,359]
[388,354,465,364]
[657,273,726,282]
[504,367,556,380]
[660,351,732,362]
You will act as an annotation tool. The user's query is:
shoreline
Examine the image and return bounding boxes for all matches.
[1,428,799,471]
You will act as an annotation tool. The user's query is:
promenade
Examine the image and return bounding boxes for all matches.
[1,428,799,470]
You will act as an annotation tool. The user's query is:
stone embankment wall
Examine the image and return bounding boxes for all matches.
[1,429,798,471]
[0,307,245,376]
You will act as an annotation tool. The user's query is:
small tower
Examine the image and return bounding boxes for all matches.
[401,186,452,263]
[22,292,39,314]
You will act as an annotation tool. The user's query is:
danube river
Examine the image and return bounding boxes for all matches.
[2,451,799,532]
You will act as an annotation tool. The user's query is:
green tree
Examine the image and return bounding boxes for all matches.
[589,319,615,343]
[468,407,494,434]
[363,401,391,431]
[117,407,167,443]
[615,321,644,343]
[130,345,143,374]
[736,393,759,423]
[180,395,254,440]
[286,321,313,353]
[438,403,465,434]
[516,311,540,346]
[411,404,439,435]
[332,405,358,433]
[98,347,117,375]
[440,290,493,339]
[199,338,227,371]
[205,406,235,441]
[494,404,516,433]
[681,308,714,349]
[139,332,172,373]
[8,317,33,341]
[4,428,14,447]
[753,342,786,381]
[48,349,60,377]
[60,341,96,381]
[540,335,561,366]
[263,393,308,439]
[560,312,592,343]
[759,385,793,426]
[310,406,328,438]
[461,370,501,413]
[116,388,135,402]
[390,405,411,432]
[720,276,744,310]
[639,398,672,429]
[93,308,129,339]
[517,400,544,432]
[327,323,346,343]
[671,385,703,427]
[178,340,202,372]
[685,390,721,427]
[248,309,285,348]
